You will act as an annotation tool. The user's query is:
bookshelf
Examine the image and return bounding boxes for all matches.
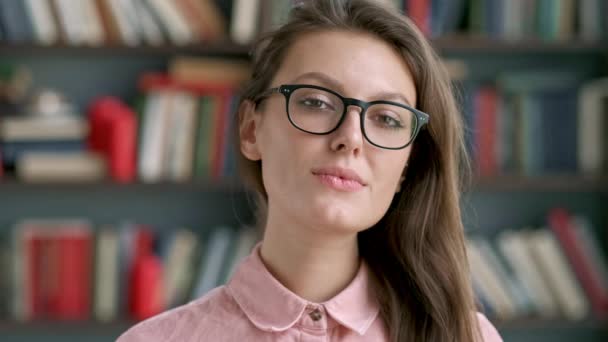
[1,319,606,342]
[1,1,607,342]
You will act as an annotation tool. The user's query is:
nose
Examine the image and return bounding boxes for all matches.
[329,106,364,154]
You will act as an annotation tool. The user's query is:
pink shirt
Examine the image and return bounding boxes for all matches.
[118,244,502,341]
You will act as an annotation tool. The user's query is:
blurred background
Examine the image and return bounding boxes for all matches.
[0,0,606,341]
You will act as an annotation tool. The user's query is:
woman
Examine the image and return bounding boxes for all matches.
[118,0,501,341]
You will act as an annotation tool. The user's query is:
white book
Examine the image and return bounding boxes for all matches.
[497,229,560,318]
[132,0,164,45]
[474,237,533,315]
[94,228,119,322]
[164,229,198,308]
[53,0,85,44]
[24,0,58,44]
[578,77,608,174]
[167,92,198,182]
[17,151,106,183]
[107,0,140,45]
[526,228,589,320]
[144,0,193,45]
[139,92,172,183]
[192,227,234,299]
[80,0,105,45]
[0,114,88,142]
[230,0,260,44]
[466,238,517,320]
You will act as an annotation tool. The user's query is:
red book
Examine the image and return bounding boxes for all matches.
[407,0,430,35]
[138,72,233,95]
[55,226,93,320]
[474,86,498,177]
[548,208,608,317]
[129,254,164,321]
[88,97,137,182]
[25,230,46,319]
[127,228,164,320]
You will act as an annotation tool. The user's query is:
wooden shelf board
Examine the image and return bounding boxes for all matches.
[433,35,608,53]
[1,175,606,193]
[470,174,608,192]
[1,37,606,56]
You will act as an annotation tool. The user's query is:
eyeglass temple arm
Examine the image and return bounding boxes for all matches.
[254,87,281,103]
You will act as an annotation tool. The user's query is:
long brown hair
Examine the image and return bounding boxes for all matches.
[234,1,479,341]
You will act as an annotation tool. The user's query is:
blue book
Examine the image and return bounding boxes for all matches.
[221,94,240,179]
[539,89,578,173]
[1,140,84,166]
[0,0,34,43]
[433,0,465,36]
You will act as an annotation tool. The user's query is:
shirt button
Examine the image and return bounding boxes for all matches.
[309,308,322,321]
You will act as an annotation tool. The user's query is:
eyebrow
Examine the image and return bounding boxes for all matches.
[290,72,414,106]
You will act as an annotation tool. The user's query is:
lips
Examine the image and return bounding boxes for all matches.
[311,167,366,192]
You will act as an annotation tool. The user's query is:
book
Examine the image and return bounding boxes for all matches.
[23,0,59,45]
[168,57,251,87]
[88,97,137,183]
[230,0,260,44]
[12,219,93,321]
[467,237,518,320]
[578,77,608,175]
[163,229,199,308]
[497,229,559,318]
[525,228,589,320]
[94,227,120,322]
[16,151,106,183]
[191,226,235,299]
[143,0,193,45]
[548,208,608,317]
[0,114,88,142]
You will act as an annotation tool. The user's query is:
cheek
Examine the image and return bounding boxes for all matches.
[371,150,410,198]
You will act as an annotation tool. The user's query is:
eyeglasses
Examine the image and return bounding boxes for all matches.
[254,84,429,150]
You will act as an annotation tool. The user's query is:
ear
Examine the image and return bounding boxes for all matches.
[239,99,262,161]
[395,163,408,193]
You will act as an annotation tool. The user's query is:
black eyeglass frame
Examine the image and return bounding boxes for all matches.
[254,84,430,150]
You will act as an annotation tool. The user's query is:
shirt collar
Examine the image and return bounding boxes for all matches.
[226,243,380,335]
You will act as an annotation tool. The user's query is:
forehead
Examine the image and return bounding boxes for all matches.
[273,30,417,106]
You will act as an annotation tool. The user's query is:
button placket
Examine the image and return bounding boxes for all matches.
[309,308,323,321]
[301,304,327,330]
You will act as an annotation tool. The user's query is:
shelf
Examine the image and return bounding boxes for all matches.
[0,320,132,333]
[1,37,606,57]
[432,35,608,54]
[0,178,247,193]
[1,175,606,193]
[0,320,132,342]
[0,319,606,342]
[469,174,608,192]
[0,41,252,58]
[496,318,608,342]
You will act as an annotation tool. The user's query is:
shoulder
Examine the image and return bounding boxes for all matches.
[116,286,242,342]
[475,312,503,342]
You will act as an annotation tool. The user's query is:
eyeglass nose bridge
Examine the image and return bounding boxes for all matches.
[331,97,371,133]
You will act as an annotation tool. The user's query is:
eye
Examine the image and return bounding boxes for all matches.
[372,113,404,129]
[302,98,331,109]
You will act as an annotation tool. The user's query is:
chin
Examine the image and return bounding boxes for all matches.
[304,202,371,234]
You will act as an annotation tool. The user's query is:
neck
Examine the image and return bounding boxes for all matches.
[260,212,360,303]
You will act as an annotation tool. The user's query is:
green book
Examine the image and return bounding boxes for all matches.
[193,96,216,180]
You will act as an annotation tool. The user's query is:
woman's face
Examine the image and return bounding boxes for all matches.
[241,30,417,235]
